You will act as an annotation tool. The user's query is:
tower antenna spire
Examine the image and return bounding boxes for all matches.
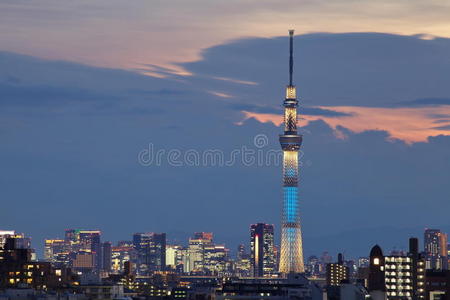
[289,29,294,86]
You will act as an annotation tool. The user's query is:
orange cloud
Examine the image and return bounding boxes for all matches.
[241,105,450,143]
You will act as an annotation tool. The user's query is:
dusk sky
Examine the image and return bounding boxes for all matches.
[1,1,450,258]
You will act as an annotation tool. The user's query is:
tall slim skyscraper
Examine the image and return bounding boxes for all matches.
[408,237,426,300]
[424,229,448,270]
[250,223,275,277]
[102,241,112,273]
[279,29,305,274]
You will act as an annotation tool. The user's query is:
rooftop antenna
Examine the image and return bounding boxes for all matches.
[289,29,294,86]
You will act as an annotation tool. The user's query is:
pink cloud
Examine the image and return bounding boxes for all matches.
[241,105,450,143]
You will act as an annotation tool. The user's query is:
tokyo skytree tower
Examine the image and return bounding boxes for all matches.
[278,30,305,274]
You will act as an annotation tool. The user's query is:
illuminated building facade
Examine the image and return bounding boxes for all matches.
[44,239,65,262]
[111,245,136,273]
[279,29,305,274]
[0,237,73,289]
[133,232,166,274]
[203,244,229,276]
[424,229,448,270]
[64,229,102,271]
[235,257,252,277]
[72,252,94,271]
[44,239,71,268]
[250,223,276,277]
[166,244,183,271]
[237,244,247,260]
[0,231,17,248]
[306,255,322,277]
[185,233,213,273]
[0,231,31,251]
[236,244,252,277]
[181,232,231,275]
[384,255,414,299]
[326,253,349,286]
[65,229,101,252]
[409,237,426,300]
[358,257,370,268]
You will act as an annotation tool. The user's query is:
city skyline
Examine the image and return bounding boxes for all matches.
[1,1,450,265]
[4,225,449,299]
[4,226,448,265]
[4,227,449,273]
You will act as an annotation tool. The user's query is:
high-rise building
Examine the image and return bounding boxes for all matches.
[64,229,102,271]
[0,231,31,250]
[250,223,276,277]
[237,244,247,260]
[166,244,183,271]
[204,244,229,276]
[0,232,34,261]
[185,233,213,273]
[278,29,305,274]
[183,232,231,275]
[102,241,112,273]
[326,253,349,286]
[0,238,73,289]
[306,255,322,277]
[424,229,448,270]
[44,239,66,262]
[368,241,426,300]
[368,245,386,300]
[384,255,414,299]
[424,270,450,300]
[235,244,251,277]
[409,237,426,300]
[72,252,94,271]
[111,245,136,274]
[133,232,166,274]
[0,231,17,248]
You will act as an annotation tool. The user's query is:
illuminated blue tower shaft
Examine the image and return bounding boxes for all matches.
[279,30,305,274]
